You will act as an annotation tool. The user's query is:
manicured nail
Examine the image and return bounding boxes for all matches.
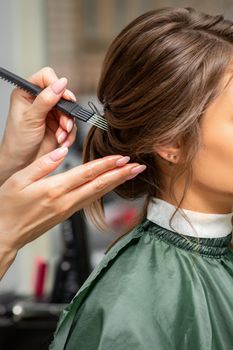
[126,174,137,180]
[64,89,77,101]
[58,131,67,144]
[115,156,130,166]
[49,147,68,161]
[66,119,73,133]
[130,165,147,175]
[61,140,71,148]
[51,77,67,94]
[126,165,147,180]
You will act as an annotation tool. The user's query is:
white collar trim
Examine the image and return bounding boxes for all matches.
[146,197,233,239]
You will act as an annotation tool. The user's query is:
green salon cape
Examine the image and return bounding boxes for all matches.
[49,219,233,350]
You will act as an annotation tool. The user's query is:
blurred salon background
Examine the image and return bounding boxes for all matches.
[0,0,232,349]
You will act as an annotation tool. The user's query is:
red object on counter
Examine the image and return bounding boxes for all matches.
[34,257,47,299]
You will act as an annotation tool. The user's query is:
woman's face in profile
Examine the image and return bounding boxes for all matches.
[191,67,233,213]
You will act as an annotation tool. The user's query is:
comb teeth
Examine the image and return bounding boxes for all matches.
[0,77,24,91]
[1,76,17,86]
[87,113,108,131]
[4,80,34,95]
[0,67,42,97]
[0,74,17,86]
[5,80,31,93]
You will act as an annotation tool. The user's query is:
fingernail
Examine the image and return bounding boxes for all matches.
[126,174,137,180]
[49,147,68,161]
[51,77,67,94]
[130,165,147,175]
[58,131,67,144]
[115,156,130,166]
[64,89,77,101]
[61,140,71,148]
[66,119,73,133]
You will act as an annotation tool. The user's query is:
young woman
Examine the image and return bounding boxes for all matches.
[50,7,233,349]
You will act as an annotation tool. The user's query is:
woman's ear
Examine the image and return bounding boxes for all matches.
[154,140,181,165]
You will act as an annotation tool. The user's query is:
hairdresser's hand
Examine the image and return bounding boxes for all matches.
[0,148,146,278]
[0,67,77,185]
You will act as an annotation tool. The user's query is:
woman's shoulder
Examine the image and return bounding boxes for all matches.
[77,219,148,297]
[49,220,149,349]
[63,218,174,326]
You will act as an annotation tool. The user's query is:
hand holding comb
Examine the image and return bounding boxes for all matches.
[0,66,108,131]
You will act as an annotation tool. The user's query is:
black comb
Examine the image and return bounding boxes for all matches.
[0,67,108,131]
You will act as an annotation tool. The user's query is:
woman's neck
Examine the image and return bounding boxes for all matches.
[159,175,233,214]
[160,194,233,214]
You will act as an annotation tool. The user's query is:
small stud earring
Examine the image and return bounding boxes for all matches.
[167,154,176,166]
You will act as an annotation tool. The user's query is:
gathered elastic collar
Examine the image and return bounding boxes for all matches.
[138,219,232,259]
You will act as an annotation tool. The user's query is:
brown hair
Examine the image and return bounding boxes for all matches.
[83,7,233,237]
